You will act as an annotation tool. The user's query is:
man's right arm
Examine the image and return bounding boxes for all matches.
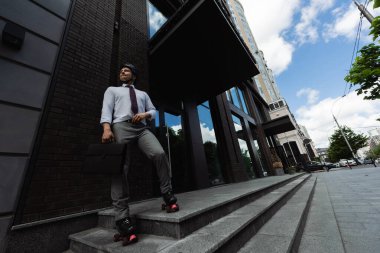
[102,122,114,143]
[100,88,115,143]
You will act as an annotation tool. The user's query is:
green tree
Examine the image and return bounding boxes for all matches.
[367,143,380,159]
[373,0,380,9]
[203,141,223,183]
[345,2,380,100]
[327,126,368,161]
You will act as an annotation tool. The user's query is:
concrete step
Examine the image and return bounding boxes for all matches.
[98,173,306,239]
[298,179,345,253]
[160,174,311,253]
[237,175,317,253]
[68,174,311,253]
[69,228,176,253]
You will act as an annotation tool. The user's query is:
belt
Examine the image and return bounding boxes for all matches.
[124,119,145,125]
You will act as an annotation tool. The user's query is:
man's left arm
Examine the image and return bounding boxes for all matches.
[144,92,156,121]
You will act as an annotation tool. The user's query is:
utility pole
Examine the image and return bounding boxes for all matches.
[353,0,374,23]
[332,114,357,159]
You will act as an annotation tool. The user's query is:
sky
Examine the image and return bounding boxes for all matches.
[239,0,380,148]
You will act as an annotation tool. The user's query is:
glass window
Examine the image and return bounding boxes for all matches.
[231,114,255,179]
[164,112,189,193]
[155,110,159,127]
[230,87,240,109]
[197,102,224,186]
[237,87,249,115]
[226,90,231,102]
[148,1,168,38]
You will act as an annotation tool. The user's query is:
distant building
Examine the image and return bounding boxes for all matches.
[368,128,380,149]
[225,0,318,166]
[357,128,380,158]
[269,99,318,164]
[316,148,329,162]
[226,0,281,104]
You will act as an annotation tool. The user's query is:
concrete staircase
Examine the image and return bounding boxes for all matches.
[64,173,319,253]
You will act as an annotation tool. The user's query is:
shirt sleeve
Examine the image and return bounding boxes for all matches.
[100,87,114,124]
[144,92,156,120]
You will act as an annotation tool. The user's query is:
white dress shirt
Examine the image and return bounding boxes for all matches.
[100,84,156,125]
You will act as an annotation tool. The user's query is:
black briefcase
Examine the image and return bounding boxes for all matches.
[83,144,127,174]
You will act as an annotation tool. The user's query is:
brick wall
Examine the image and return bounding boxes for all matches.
[16,0,154,224]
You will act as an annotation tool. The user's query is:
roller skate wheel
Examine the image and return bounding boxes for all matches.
[166,203,179,213]
[122,234,138,246]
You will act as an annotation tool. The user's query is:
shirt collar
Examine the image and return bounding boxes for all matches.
[122,83,135,88]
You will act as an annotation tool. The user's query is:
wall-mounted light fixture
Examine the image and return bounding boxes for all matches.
[2,22,25,50]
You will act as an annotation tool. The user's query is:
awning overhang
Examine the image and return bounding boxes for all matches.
[263,116,296,136]
[149,0,259,105]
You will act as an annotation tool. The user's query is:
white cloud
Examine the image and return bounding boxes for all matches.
[170,123,217,144]
[239,0,301,75]
[199,123,217,143]
[170,124,182,134]
[295,0,335,44]
[323,3,380,42]
[295,91,380,148]
[148,3,167,34]
[296,88,320,104]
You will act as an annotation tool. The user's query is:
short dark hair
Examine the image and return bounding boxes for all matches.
[120,63,138,77]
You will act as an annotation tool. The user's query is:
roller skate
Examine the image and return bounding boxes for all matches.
[113,217,138,246]
[161,191,179,213]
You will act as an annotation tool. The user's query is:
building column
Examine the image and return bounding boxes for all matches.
[209,95,249,183]
[183,101,209,189]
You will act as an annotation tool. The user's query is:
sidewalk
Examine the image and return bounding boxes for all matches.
[304,166,380,253]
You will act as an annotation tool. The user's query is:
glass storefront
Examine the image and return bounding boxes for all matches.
[231,114,256,179]
[250,124,268,176]
[226,87,250,115]
[197,102,224,186]
[162,112,190,193]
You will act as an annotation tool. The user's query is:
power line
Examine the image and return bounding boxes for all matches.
[337,1,366,116]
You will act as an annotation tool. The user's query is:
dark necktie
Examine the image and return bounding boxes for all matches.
[127,85,138,114]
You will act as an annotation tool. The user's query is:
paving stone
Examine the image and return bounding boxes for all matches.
[317,167,380,253]
[299,235,344,253]
[343,235,380,253]
[238,234,292,253]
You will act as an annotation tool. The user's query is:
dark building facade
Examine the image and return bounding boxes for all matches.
[0,0,294,252]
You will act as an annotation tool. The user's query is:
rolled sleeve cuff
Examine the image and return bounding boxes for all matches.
[147,110,156,120]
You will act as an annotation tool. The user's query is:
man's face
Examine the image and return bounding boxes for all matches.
[119,67,133,82]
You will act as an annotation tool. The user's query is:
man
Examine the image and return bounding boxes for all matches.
[100,63,179,246]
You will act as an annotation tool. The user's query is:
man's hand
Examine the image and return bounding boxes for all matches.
[102,129,114,143]
[101,123,114,143]
[132,112,150,123]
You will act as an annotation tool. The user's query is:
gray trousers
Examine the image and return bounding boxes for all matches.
[112,121,172,221]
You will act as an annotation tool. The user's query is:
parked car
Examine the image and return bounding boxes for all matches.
[362,159,374,165]
[322,162,338,170]
[304,161,326,172]
[339,159,348,167]
[347,159,357,166]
